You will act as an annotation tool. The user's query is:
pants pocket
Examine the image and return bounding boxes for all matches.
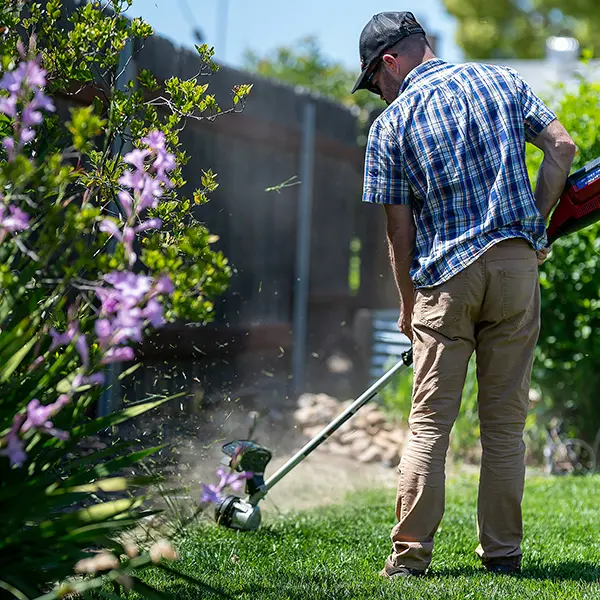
[414,273,468,339]
[499,266,539,332]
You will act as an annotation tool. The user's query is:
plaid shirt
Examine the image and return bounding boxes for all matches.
[363,58,557,288]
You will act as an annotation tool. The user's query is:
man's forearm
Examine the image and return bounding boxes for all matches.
[532,124,577,221]
[387,230,415,311]
[534,155,574,221]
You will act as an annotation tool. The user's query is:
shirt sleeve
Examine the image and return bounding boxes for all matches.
[362,118,413,205]
[509,69,557,143]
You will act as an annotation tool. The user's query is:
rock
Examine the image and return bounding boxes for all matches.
[326,441,349,456]
[303,425,325,439]
[339,430,365,445]
[366,425,383,436]
[386,429,406,446]
[351,437,371,454]
[357,446,383,463]
[297,394,318,409]
[293,406,319,426]
[366,411,387,426]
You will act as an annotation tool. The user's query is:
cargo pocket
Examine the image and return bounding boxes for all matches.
[500,266,538,333]
[414,273,468,340]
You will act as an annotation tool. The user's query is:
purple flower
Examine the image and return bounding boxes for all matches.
[135,218,162,233]
[72,372,105,388]
[21,106,43,128]
[104,271,153,305]
[142,130,166,151]
[153,275,174,296]
[200,468,253,505]
[49,322,88,367]
[96,287,120,314]
[99,220,137,266]
[95,318,112,343]
[124,148,150,171]
[30,90,55,113]
[118,191,133,218]
[118,169,146,191]
[110,308,144,345]
[0,204,30,232]
[2,137,15,161]
[137,176,163,212]
[101,346,135,365]
[143,299,164,328]
[21,396,70,440]
[0,414,27,468]
[200,483,224,505]
[216,467,253,492]
[0,95,17,117]
[20,128,35,143]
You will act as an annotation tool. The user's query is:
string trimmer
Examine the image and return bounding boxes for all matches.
[214,349,413,531]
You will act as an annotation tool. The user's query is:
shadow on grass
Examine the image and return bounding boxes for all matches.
[432,560,600,582]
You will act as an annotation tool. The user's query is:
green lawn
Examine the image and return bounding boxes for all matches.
[142,475,600,600]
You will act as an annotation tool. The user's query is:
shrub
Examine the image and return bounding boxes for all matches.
[0,1,251,596]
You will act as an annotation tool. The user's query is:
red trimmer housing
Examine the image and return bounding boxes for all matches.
[547,156,600,244]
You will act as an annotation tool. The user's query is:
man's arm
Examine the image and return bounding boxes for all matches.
[530,119,577,221]
[384,204,416,340]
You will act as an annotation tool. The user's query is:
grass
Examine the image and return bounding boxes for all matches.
[139,474,600,600]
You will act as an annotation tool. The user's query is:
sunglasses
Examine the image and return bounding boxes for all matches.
[365,52,398,96]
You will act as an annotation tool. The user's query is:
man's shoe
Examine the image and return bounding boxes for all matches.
[483,558,521,575]
[380,567,427,579]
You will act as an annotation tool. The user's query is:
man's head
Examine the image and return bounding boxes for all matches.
[351,12,435,104]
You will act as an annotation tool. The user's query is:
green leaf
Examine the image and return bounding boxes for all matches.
[0,335,38,383]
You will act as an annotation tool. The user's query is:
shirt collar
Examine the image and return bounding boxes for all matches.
[399,58,448,95]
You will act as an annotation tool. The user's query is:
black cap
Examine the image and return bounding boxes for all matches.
[351,11,426,94]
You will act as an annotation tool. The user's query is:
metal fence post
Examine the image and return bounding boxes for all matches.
[292,101,316,394]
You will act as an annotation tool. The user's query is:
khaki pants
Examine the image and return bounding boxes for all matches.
[386,238,540,574]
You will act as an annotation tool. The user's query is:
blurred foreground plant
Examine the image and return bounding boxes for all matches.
[0,0,252,597]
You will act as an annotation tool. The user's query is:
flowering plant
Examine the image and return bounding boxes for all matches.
[0,1,251,597]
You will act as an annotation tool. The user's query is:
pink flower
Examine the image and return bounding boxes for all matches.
[118,191,133,218]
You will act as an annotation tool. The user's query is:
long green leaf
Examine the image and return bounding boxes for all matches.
[62,446,163,487]
[1,335,38,382]
[71,395,181,439]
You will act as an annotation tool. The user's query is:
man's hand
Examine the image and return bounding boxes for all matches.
[398,301,414,341]
[536,246,551,266]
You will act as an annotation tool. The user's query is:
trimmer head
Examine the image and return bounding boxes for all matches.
[216,440,272,530]
[215,495,262,531]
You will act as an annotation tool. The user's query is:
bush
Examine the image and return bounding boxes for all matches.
[527,59,600,441]
[0,1,251,596]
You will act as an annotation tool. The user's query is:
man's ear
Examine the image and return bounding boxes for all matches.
[382,53,399,74]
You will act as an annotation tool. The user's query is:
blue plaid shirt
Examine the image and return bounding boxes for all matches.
[363,59,557,288]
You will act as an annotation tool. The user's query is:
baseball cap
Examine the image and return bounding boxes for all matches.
[351,11,426,94]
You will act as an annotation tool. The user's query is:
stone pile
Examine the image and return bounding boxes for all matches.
[293,393,407,468]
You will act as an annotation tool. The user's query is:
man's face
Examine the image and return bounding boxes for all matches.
[369,53,401,105]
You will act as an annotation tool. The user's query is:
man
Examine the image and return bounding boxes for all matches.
[353,12,576,578]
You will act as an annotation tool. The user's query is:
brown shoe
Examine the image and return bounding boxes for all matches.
[380,567,427,578]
